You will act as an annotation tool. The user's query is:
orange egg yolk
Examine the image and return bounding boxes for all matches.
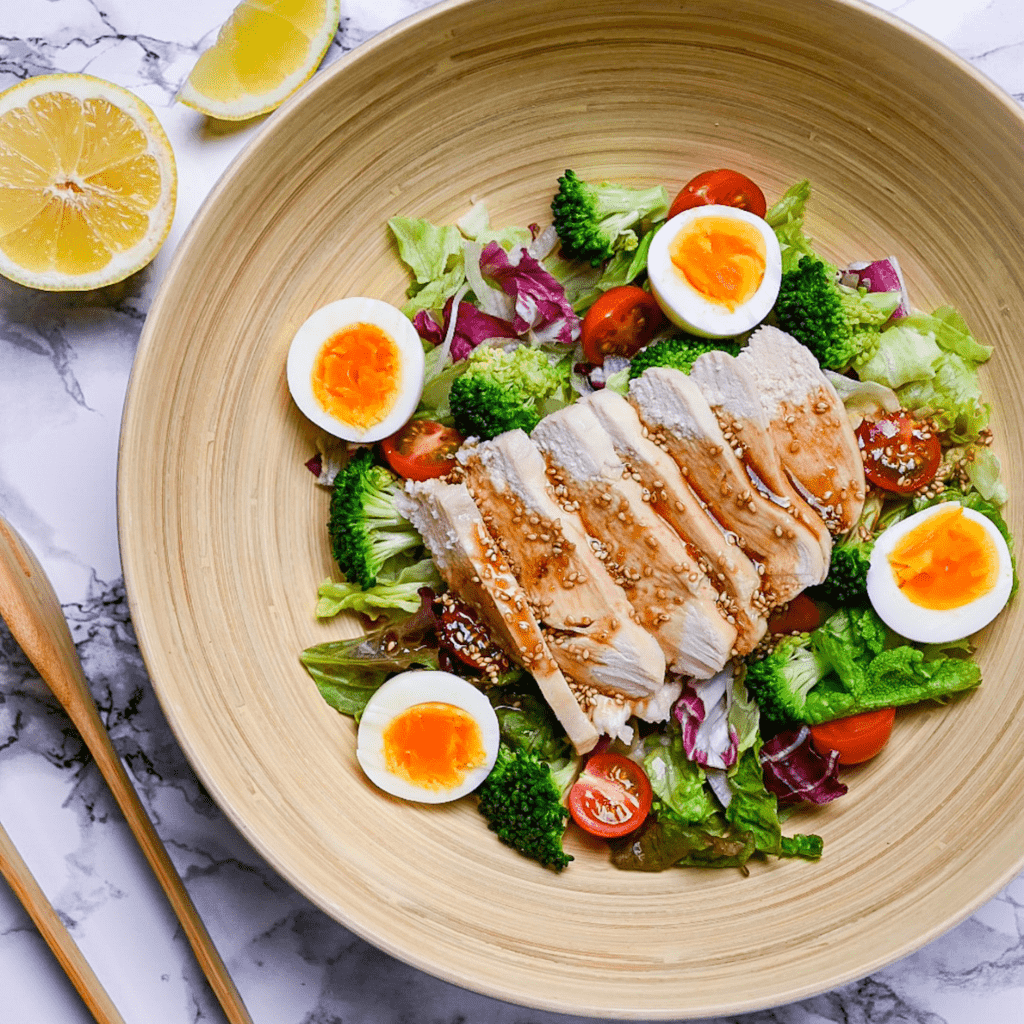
[669,216,766,311]
[888,506,999,610]
[311,322,401,431]
[382,702,487,791]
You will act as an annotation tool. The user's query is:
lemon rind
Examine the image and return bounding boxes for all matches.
[177,0,341,121]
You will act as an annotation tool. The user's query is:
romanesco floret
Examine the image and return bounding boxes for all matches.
[476,744,573,870]
[328,449,423,590]
[552,169,669,267]
[628,335,741,379]
[449,344,571,440]
[773,256,900,371]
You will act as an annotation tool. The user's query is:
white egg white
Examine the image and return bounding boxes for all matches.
[286,296,424,443]
[356,670,500,804]
[867,501,1013,643]
[646,205,782,339]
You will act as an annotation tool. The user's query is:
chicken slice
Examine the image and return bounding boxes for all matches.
[397,478,599,753]
[532,402,737,678]
[585,676,684,746]
[629,367,828,606]
[456,431,668,707]
[689,349,833,565]
[736,325,867,533]
[582,388,768,655]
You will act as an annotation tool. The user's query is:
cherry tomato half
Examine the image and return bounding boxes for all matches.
[856,411,941,495]
[668,168,767,220]
[568,752,653,839]
[768,593,822,635]
[810,707,896,766]
[380,419,464,481]
[580,285,666,365]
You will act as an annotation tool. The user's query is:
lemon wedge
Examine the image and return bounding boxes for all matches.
[0,74,177,292]
[178,0,341,121]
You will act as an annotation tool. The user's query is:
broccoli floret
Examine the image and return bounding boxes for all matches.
[328,449,422,590]
[449,345,571,440]
[476,744,573,870]
[810,494,884,606]
[628,335,740,379]
[744,633,831,724]
[552,170,669,267]
[745,608,982,725]
[774,256,900,371]
[811,544,872,606]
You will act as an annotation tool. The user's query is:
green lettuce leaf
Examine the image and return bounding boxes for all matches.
[545,227,657,312]
[644,733,720,826]
[315,558,442,619]
[857,307,992,443]
[609,818,756,871]
[856,322,942,389]
[388,216,466,317]
[780,834,824,859]
[965,448,1007,505]
[729,673,761,754]
[300,600,439,720]
[455,201,533,251]
[903,306,993,363]
[724,743,781,856]
[897,349,990,442]
[602,367,631,395]
[764,179,820,273]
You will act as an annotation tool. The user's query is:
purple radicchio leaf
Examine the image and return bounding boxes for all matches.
[673,670,739,770]
[414,296,519,361]
[841,256,910,318]
[760,726,848,806]
[412,308,445,347]
[478,240,581,345]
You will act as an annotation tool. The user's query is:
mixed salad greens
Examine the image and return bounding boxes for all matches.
[298,168,1014,874]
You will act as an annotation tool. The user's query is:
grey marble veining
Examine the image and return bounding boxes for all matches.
[1,1,1023,1022]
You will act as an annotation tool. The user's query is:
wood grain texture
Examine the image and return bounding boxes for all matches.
[0,820,126,1024]
[0,518,253,1024]
[118,0,1024,1016]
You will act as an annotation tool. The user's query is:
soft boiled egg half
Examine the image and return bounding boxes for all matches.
[646,204,782,338]
[286,296,424,443]
[356,670,500,803]
[867,501,1013,644]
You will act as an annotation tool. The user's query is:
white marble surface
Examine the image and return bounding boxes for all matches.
[1,1,1023,1022]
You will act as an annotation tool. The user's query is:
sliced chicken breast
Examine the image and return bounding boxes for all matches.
[585,676,684,746]
[457,431,668,706]
[736,325,866,533]
[629,367,828,606]
[689,349,833,565]
[532,402,737,678]
[397,478,599,753]
[582,388,768,655]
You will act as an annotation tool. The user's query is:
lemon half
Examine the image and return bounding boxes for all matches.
[0,74,177,292]
[178,0,342,121]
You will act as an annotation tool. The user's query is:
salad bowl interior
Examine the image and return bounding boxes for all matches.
[118,0,1024,1017]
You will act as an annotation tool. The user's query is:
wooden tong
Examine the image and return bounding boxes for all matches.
[0,516,253,1024]
[0,818,126,1024]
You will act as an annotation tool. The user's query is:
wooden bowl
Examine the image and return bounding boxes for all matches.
[118,0,1024,1016]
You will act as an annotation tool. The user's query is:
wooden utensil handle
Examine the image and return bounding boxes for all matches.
[74,706,254,1024]
[0,819,127,1024]
[0,519,253,1024]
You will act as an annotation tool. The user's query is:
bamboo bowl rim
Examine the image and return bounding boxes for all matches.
[119,0,1024,1016]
